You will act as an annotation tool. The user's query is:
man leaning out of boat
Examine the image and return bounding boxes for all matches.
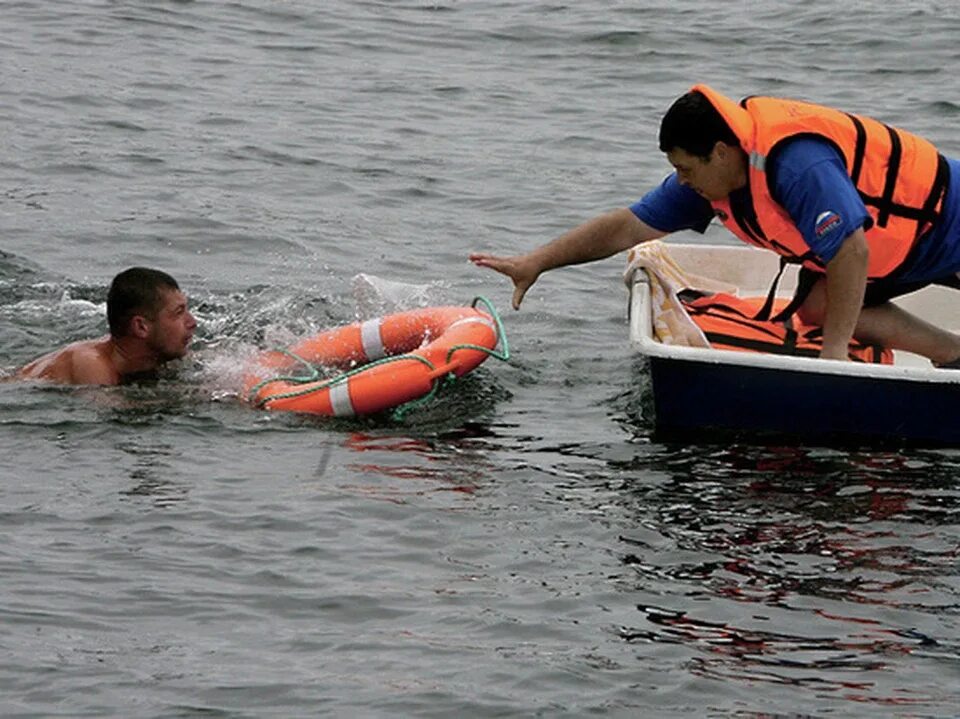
[470,84,960,368]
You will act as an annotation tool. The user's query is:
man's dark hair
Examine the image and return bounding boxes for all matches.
[659,90,740,158]
[107,267,180,337]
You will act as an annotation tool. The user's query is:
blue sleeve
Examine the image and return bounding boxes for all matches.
[629,172,714,234]
[769,137,871,264]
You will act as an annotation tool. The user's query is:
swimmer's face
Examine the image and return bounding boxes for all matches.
[145,288,196,361]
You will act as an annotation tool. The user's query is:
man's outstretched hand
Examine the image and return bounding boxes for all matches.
[469,252,541,310]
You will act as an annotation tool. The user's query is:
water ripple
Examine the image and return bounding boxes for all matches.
[3,1,960,716]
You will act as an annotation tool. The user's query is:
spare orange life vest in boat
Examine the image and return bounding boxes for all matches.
[680,291,893,364]
[244,304,503,416]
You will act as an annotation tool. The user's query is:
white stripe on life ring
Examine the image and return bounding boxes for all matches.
[446,316,497,334]
[360,318,384,360]
[329,380,355,417]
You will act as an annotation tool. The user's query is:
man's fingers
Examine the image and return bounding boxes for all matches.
[470,251,534,309]
[471,254,519,284]
[469,253,504,271]
[512,280,532,310]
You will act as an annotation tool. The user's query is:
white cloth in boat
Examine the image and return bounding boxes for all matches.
[623,240,739,347]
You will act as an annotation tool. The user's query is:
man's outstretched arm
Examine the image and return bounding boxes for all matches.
[469,208,665,309]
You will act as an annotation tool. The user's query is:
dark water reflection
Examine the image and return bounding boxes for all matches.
[596,441,960,708]
[118,439,190,508]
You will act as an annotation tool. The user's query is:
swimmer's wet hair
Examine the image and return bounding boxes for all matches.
[107,267,180,337]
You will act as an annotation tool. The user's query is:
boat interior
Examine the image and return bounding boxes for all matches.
[655,242,958,370]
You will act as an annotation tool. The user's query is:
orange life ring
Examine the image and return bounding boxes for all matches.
[243,304,502,416]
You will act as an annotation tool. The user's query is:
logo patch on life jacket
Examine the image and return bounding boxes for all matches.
[814,210,842,239]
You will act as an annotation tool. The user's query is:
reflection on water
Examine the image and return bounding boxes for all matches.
[6,0,960,713]
[117,439,188,508]
[621,605,954,708]
[604,441,960,708]
[332,431,492,503]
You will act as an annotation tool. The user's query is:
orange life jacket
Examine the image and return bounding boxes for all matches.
[694,84,949,277]
[681,290,893,364]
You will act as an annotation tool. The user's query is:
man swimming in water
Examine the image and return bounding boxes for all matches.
[15,267,197,385]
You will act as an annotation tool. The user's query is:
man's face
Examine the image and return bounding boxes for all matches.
[146,288,196,361]
[666,143,743,201]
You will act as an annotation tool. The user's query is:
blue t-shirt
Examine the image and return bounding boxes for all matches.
[630,137,960,283]
[629,172,714,235]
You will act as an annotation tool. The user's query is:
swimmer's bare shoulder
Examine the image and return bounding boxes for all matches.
[16,337,120,386]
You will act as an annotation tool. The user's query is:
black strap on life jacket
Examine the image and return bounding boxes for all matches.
[845,113,949,234]
[877,124,902,228]
[752,257,789,322]
[728,183,768,246]
[917,153,950,234]
[848,113,867,186]
[752,256,822,323]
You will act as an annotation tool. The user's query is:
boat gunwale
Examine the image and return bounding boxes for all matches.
[627,244,960,387]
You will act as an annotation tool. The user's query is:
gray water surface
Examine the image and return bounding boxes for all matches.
[2,2,959,716]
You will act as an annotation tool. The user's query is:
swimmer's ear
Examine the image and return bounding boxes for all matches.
[130,314,151,339]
